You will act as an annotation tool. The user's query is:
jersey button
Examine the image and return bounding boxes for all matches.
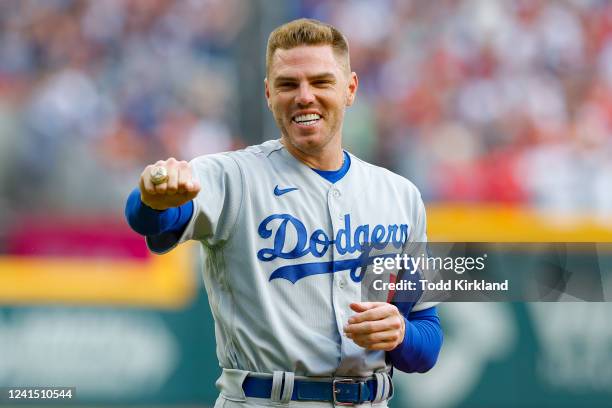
[332,189,341,198]
[338,279,346,289]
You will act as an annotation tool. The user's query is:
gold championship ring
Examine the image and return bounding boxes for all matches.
[150,166,169,185]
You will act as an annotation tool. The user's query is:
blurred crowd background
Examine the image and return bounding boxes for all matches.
[0,0,248,220]
[311,0,612,216]
[1,0,612,221]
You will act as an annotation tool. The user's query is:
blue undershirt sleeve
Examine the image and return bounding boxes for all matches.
[388,306,443,373]
[124,187,193,237]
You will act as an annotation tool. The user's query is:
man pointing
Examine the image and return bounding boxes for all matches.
[126,18,442,407]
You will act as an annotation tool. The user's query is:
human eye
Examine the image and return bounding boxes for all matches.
[312,79,333,87]
[275,81,296,90]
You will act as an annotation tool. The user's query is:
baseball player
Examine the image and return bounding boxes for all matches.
[126,19,442,407]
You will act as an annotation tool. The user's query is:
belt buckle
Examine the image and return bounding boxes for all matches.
[332,378,361,406]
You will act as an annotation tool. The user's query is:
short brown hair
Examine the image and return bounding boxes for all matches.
[266,18,350,75]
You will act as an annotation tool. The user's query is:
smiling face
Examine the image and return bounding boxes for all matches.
[265,45,358,161]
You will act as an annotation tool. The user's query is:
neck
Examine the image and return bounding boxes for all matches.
[281,136,344,170]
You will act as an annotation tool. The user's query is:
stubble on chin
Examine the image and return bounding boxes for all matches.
[282,131,331,156]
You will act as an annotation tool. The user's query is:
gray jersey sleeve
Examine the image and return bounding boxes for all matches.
[407,188,439,312]
[146,153,244,253]
[410,189,427,245]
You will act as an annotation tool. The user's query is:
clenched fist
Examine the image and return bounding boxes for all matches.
[344,302,406,351]
[139,158,201,210]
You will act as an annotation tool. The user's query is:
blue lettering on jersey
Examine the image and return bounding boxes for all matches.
[257,214,409,284]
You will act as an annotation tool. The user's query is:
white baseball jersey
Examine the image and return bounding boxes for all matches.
[147,139,434,377]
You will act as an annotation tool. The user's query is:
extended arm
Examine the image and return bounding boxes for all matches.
[124,158,200,251]
[124,188,193,249]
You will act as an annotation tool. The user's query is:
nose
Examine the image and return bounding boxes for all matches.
[295,82,315,106]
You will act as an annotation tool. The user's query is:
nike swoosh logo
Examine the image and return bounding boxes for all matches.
[274,185,299,196]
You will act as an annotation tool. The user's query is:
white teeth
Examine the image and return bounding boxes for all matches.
[293,113,321,123]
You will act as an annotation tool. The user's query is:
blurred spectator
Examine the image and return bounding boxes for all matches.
[0,0,611,221]
[0,0,247,216]
[308,0,612,215]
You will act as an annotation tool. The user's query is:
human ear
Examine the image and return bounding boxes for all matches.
[264,78,272,109]
[346,72,358,106]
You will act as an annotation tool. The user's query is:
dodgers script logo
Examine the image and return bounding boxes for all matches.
[257,214,409,284]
